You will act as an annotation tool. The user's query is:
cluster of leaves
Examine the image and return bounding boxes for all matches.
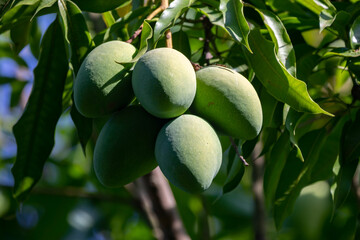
[1,0,360,237]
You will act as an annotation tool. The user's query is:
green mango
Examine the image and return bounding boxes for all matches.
[155,114,222,193]
[74,41,136,118]
[72,0,128,13]
[191,66,263,140]
[93,105,165,187]
[132,48,196,119]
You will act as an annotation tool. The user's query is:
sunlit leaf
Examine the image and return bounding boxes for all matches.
[153,0,195,42]
[319,8,336,33]
[324,48,360,58]
[219,0,251,52]
[256,8,296,76]
[350,15,360,49]
[11,18,69,202]
[245,29,332,116]
[295,0,325,15]
[33,0,56,18]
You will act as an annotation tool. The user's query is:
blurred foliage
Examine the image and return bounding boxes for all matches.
[1,0,360,239]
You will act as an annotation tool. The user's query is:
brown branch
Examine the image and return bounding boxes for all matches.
[251,142,267,240]
[126,5,166,44]
[229,136,249,166]
[133,167,190,240]
[201,16,213,65]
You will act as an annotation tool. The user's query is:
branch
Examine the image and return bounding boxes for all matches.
[201,16,213,65]
[126,5,166,44]
[229,136,249,166]
[251,142,267,240]
[133,167,190,240]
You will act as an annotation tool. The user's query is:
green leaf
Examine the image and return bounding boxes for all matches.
[273,129,327,229]
[223,152,245,194]
[310,116,349,183]
[29,18,42,59]
[334,160,358,209]
[259,127,278,156]
[273,145,304,229]
[157,30,191,59]
[58,0,94,73]
[245,29,333,116]
[10,80,28,108]
[256,9,296,76]
[264,131,291,207]
[0,0,39,33]
[198,6,225,29]
[70,105,92,155]
[340,109,360,164]
[58,0,94,154]
[10,20,30,54]
[295,0,325,15]
[324,48,360,58]
[350,15,360,50]
[11,18,69,202]
[153,0,195,42]
[219,0,251,52]
[33,0,56,18]
[260,88,284,128]
[319,8,336,33]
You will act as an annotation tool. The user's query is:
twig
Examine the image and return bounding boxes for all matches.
[126,5,166,44]
[201,16,213,65]
[229,136,249,166]
[133,167,190,240]
[251,141,267,240]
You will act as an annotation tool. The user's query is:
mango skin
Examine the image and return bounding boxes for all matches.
[155,114,222,193]
[73,0,126,13]
[93,105,165,187]
[191,66,263,140]
[74,41,136,118]
[132,48,196,118]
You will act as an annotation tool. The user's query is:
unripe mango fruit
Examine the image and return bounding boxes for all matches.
[93,105,165,187]
[73,0,127,13]
[74,41,136,118]
[132,48,196,118]
[191,66,263,140]
[155,114,222,193]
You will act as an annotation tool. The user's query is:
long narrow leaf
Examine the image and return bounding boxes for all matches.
[58,0,94,154]
[245,29,333,116]
[220,0,251,52]
[11,18,69,202]
[153,0,195,42]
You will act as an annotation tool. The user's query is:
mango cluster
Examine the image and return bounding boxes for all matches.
[74,41,263,193]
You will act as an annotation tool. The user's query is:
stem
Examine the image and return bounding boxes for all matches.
[161,0,173,48]
[229,136,249,166]
[127,4,167,44]
[201,16,213,65]
[133,167,190,240]
[251,142,267,240]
